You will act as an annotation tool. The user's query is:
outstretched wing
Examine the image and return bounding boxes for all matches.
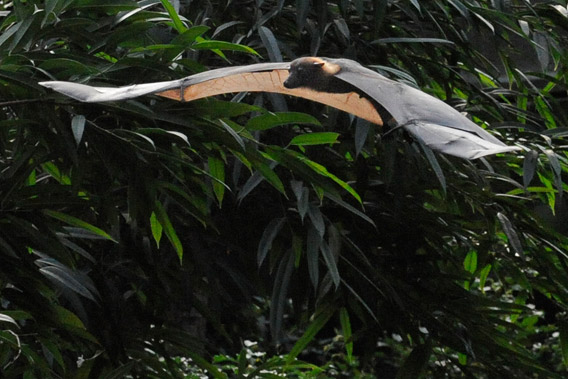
[39,62,383,125]
[328,58,519,159]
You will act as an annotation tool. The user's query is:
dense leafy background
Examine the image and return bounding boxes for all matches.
[1,0,568,377]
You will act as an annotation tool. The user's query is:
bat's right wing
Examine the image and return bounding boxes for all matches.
[38,62,292,103]
[40,62,384,125]
[39,80,182,102]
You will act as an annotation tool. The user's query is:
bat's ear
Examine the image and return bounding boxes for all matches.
[312,61,325,67]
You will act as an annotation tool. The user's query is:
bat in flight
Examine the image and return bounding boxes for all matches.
[40,57,519,159]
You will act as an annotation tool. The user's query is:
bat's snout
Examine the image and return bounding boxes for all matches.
[283,73,302,89]
[283,77,296,89]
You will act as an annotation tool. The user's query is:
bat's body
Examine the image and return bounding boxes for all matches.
[40,57,519,159]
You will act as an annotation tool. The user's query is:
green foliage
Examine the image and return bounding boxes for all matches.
[1,0,568,377]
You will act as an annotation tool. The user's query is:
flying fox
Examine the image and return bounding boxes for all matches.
[40,57,519,159]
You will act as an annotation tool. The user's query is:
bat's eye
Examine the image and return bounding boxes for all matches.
[297,66,304,72]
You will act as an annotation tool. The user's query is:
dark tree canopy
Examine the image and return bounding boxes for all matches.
[1,0,568,377]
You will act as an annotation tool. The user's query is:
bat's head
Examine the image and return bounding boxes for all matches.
[283,57,341,90]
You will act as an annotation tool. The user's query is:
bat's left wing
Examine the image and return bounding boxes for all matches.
[328,58,520,159]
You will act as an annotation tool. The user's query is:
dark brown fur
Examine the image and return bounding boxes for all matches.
[284,57,356,93]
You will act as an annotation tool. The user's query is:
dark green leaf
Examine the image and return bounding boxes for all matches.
[154,200,184,262]
[258,26,282,61]
[270,251,295,342]
[208,156,226,206]
[258,217,286,267]
[286,306,334,363]
[464,251,477,274]
[307,225,321,290]
[289,132,340,146]
[523,150,538,188]
[43,210,117,242]
[497,212,524,259]
[159,0,188,33]
[246,112,320,131]
[320,241,340,289]
[339,308,353,363]
[192,40,259,55]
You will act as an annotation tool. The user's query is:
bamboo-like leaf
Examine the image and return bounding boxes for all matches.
[355,118,370,157]
[238,161,277,201]
[544,149,562,198]
[159,0,188,33]
[324,194,375,226]
[40,266,97,301]
[333,18,350,40]
[479,264,492,293]
[339,307,353,363]
[150,211,163,248]
[258,26,282,61]
[255,161,286,196]
[464,251,477,274]
[43,210,117,242]
[258,217,286,267]
[246,112,320,131]
[192,40,259,55]
[270,251,295,342]
[171,25,210,44]
[320,241,340,289]
[523,150,538,188]
[307,204,325,237]
[219,120,245,150]
[497,212,524,258]
[212,21,244,38]
[154,200,184,262]
[286,305,334,363]
[417,140,446,194]
[289,132,339,146]
[299,157,361,204]
[208,156,226,206]
[307,225,321,290]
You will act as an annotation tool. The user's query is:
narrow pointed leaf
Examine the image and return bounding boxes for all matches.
[286,306,334,363]
[150,211,163,248]
[246,112,320,130]
[308,204,325,236]
[523,150,538,188]
[154,201,184,262]
[258,217,286,266]
[270,251,295,342]
[43,210,117,242]
[307,225,321,290]
[290,132,340,146]
[497,212,524,258]
[208,156,226,206]
[159,0,188,33]
[339,308,353,363]
[320,241,340,289]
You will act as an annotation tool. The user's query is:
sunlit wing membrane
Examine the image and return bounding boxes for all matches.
[157,69,383,126]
